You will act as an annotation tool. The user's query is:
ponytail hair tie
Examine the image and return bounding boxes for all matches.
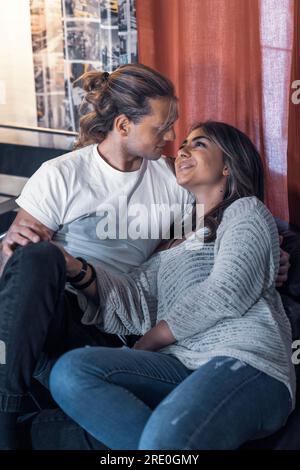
[102,71,110,82]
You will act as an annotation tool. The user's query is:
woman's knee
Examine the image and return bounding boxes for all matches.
[49,346,120,404]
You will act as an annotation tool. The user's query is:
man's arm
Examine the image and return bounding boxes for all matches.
[0,209,54,274]
[276,236,290,287]
[51,241,99,306]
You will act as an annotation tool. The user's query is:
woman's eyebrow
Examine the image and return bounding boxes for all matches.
[180,135,211,146]
[191,135,211,142]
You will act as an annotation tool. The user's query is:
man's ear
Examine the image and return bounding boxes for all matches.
[114,114,130,136]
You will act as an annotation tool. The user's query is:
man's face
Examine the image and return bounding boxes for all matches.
[126,97,177,160]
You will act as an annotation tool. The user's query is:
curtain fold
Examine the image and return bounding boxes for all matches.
[136,0,295,222]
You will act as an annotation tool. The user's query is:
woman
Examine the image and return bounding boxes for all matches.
[49,121,296,450]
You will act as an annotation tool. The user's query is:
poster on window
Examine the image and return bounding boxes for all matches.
[30,0,137,133]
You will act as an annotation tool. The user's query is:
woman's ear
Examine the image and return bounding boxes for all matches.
[223,166,230,176]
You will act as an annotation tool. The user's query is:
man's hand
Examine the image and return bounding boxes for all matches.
[1,209,53,258]
[276,236,291,288]
[0,249,10,277]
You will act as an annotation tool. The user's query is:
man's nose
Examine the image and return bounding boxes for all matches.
[164,127,176,141]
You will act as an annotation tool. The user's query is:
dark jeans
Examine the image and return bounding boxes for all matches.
[0,241,123,414]
[18,409,108,450]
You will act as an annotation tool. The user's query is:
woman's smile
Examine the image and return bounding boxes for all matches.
[176,161,196,172]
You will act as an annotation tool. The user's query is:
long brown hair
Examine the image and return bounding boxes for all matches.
[171,121,265,242]
[190,121,265,241]
[74,64,178,149]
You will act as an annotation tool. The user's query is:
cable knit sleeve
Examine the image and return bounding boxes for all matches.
[164,200,280,341]
[79,253,161,336]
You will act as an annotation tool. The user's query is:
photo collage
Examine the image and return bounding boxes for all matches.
[30,0,137,132]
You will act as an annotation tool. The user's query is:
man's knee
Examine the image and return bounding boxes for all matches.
[11,241,66,278]
[15,241,64,265]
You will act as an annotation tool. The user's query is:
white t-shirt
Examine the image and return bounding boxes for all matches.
[16,144,193,274]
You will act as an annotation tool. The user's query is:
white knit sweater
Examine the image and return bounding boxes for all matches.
[81,197,296,408]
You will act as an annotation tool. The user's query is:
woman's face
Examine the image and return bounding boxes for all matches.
[175,127,229,191]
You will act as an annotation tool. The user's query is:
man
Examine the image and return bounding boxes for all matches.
[0,63,191,449]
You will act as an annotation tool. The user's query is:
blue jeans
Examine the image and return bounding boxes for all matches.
[49,347,292,450]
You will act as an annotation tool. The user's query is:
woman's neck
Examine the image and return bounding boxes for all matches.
[193,184,226,215]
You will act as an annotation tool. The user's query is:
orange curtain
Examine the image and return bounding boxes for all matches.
[287,0,300,227]
[136,0,295,222]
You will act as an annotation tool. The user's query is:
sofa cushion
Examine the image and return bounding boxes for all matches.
[241,402,300,449]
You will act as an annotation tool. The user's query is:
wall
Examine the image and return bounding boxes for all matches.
[0,0,39,146]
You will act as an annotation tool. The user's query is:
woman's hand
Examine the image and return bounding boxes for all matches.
[133,320,176,351]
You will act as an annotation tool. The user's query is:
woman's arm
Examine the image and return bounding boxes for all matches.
[133,320,175,351]
[162,203,279,342]
[53,242,161,336]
